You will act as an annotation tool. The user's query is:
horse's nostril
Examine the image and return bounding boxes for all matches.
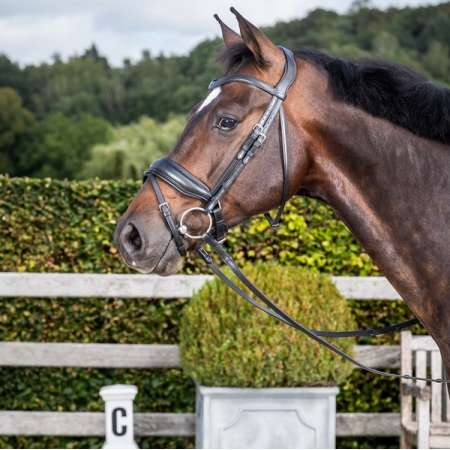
[125,223,143,252]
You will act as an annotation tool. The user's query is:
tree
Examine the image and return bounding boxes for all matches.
[81,115,185,179]
[17,113,111,179]
[349,0,372,12]
[422,41,450,81]
[0,87,36,175]
[0,55,27,97]
[1,2,449,129]
[20,51,125,122]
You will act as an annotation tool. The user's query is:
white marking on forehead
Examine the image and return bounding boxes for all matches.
[196,87,221,113]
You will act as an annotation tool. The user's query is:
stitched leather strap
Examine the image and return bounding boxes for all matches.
[148,174,186,256]
[205,47,296,218]
[211,205,227,242]
[265,105,289,227]
[143,47,298,241]
[209,47,297,100]
[210,76,283,98]
[145,158,211,202]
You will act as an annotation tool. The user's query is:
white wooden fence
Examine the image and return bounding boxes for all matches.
[0,273,404,438]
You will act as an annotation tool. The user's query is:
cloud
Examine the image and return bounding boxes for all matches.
[0,0,443,66]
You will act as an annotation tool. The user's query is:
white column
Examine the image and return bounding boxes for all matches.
[100,384,138,449]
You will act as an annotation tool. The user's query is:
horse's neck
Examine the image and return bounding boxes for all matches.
[304,105,450,341]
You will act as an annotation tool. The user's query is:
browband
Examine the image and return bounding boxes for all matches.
[209,46,297,100]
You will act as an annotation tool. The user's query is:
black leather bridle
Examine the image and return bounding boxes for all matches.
[143,47,447,384]
[144,47,297,255]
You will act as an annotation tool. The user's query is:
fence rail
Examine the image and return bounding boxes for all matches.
[0,273,401,299]
[0,342,400,369]
[0,411,400,437]
[0,273,405,439]
[0,411,195,437]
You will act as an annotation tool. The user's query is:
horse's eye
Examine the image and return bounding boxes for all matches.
[216,116,238,131]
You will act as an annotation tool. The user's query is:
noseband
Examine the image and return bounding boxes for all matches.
[142,47,446,384]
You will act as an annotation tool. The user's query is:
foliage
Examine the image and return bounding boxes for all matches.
[267,3,450,84]
[0,295,418,449]
[81,115,185,179]
[0,176,135,273]
[0,3,448,126]
[0,295,195,449]
[0,87,35,175]
[1,3,449,180]
[14,113,111,179]
[222,199,378,275]
[24,45,124,123]
[0,176,378,275]
[0,177,425,447]
[180,264,355,387]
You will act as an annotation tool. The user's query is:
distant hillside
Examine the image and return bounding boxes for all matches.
[1,2,449,124]
[1,2,449,179]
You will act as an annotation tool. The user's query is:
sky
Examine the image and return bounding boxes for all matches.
[0,0,444,66]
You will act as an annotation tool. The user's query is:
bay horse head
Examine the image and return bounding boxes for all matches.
[115,9,315,275]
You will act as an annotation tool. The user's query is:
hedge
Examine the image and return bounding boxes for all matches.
[0,176,376,275]
[0,176,423,448]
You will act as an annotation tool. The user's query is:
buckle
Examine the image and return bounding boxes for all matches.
[158,202,170,216]
[252,124,267,143]
[197,247,213,264]
[208,79,217,90]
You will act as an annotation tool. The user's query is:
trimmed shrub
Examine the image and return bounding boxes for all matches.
[180,263,356,387]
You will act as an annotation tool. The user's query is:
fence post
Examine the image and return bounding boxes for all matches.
[100,384,138,449]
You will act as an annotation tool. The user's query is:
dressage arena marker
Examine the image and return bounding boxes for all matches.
[100,385,138,449]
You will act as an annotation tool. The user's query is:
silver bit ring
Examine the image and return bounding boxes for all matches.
[178,207,213,240]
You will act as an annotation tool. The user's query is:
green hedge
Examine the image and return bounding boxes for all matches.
[0,175,376,275]
[0,177,422,448]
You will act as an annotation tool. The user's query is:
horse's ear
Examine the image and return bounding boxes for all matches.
[230,7,283,67]
[214,14,243,48]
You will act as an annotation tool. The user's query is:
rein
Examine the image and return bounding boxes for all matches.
[143,47,447,384]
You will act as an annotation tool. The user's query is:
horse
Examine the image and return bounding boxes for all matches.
[115,9,450,379]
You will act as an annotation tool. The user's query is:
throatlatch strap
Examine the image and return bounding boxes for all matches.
[265,106,289,227]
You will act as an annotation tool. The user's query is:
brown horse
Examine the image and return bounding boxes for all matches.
[115,10,450,377]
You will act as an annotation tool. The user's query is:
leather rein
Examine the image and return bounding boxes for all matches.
[143,47,447,384]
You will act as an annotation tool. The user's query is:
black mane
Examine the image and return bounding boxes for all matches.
[221,44,450,146]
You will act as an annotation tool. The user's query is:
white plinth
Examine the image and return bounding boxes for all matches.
[196,385,339,449]
[100,384,138,449]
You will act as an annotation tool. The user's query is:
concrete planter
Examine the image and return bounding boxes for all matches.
[196,385,339,449]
